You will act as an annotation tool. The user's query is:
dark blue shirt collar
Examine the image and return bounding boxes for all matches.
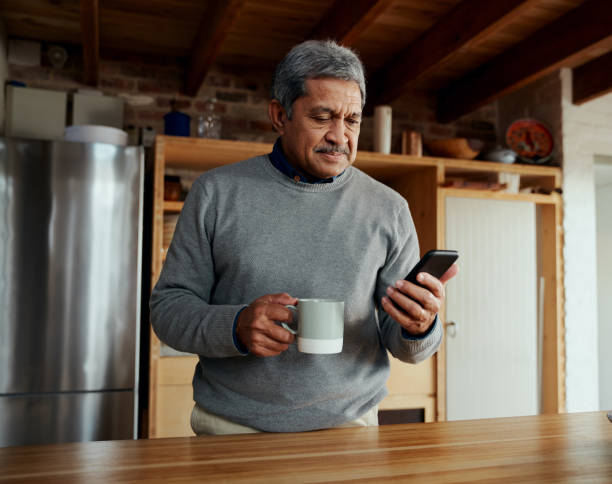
[268,138,343,184]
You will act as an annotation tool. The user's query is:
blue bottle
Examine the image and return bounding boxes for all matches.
[164,100,190,136]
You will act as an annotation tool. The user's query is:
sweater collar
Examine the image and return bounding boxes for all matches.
[268,138,344,184]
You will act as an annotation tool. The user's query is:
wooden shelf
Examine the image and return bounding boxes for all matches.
[163,200,184,213]
[161,136,273,170]
[156,135,561,194]
[440,187,562,204]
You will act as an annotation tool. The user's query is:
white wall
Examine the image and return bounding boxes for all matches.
[560,68,612,412]
[0,19,8,135]
[595,156,612,411]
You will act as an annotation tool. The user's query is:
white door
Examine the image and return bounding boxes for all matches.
[445,197,538,420]
[595,157,612,411]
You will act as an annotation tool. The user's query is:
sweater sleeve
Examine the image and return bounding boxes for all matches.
[375,200,443,363]
[149,179,246,357]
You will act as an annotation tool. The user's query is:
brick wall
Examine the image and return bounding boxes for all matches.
[7,48,279,143]
[497,72,563,166]
[7,42,499,152]
[360,90,498,153]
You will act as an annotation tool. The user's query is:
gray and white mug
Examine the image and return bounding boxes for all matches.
[282,299,344,354]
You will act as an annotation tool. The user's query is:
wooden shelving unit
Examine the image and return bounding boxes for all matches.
[147,135,565,437]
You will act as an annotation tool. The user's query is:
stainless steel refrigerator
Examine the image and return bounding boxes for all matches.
[0,137,143,447]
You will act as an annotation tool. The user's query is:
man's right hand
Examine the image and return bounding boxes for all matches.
[236,293,297,357]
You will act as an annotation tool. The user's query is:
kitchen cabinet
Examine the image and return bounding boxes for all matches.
[6,85,67,140]
[147,135,564,437]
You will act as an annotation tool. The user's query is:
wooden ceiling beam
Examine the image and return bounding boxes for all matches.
[573,50,612,105]
[370,0,536,106]
[309,0,392,47]
[184,0,245,97]
[80,0,99,86]
[437,0,612,123]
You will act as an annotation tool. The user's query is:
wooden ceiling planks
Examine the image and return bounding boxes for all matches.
[0,0,81,45]
[407,0,585,92]
[99,0,206,20]
[573,50,612,104]
[97,2,204,57]
[80,0,99,86]
[184,0,246,96]
[1,0,612,117]
[352,0,460,73]
[218,0,327,62]
[369,0,540,106]
[437,0,612,122]
[309,0,393,47]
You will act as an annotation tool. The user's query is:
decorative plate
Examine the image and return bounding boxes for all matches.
[505,119,553,164]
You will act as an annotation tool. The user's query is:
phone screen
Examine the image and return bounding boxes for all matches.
[405,249,458,285]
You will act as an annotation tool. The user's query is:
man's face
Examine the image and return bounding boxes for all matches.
[275,78,362,180]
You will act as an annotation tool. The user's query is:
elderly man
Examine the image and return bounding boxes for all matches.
[150,40,457,435]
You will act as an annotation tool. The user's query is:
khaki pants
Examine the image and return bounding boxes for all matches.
[190,403,379,436]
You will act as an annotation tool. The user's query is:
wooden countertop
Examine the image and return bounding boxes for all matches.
[2,412,611,483]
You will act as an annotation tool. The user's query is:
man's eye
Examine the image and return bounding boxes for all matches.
[346,118,360,125]
[313,116,329,122]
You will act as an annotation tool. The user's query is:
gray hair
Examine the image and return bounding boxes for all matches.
[270,40,366,119]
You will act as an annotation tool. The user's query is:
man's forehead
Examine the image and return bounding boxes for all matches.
[301,79,362,110]
[309,105,362,117]
[303,78,361,97]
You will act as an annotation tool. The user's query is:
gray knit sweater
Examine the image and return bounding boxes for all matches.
[150,155,442,432]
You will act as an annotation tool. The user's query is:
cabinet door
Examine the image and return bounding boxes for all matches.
[445,197,538,420]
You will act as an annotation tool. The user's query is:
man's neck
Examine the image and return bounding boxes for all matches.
[269,138,338,184]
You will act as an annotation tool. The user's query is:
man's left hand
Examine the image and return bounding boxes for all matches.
[382,264,459,336]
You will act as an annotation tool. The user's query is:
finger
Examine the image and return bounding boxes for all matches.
[250,333,292,355]
[258,292,298,306]
[411,272,445,299]
[240,318,294,355]
[386,286,430,322]
[249,301,294,324]
[248,309,295,343]
[393,280,440,313]
[439,263,459,284]
[263,321,296,344]
[382,296,433,336]
[382,296,422,328]
[260,303,295,324]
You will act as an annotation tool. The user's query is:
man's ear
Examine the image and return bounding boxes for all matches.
[268,100,287,134]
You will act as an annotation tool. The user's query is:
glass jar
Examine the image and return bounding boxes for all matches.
[164,175,182,201]
[197,98,222,139]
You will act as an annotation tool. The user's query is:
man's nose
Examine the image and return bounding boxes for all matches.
[325,119,348,145]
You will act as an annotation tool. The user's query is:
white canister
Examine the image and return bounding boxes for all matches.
[64,125,128,146]
[373,105,392,154]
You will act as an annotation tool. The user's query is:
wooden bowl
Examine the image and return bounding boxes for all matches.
[424,138,483,159]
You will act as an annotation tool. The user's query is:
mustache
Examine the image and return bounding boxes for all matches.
[314,144,350,155]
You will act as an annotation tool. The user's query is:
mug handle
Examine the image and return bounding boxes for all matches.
[281,304,298,335]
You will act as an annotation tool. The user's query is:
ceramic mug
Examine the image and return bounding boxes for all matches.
[282,299,344,354]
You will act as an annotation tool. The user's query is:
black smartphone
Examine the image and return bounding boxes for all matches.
[405,249,459,286]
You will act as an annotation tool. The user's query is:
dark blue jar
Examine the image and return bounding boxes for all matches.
[164,109,191,137]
